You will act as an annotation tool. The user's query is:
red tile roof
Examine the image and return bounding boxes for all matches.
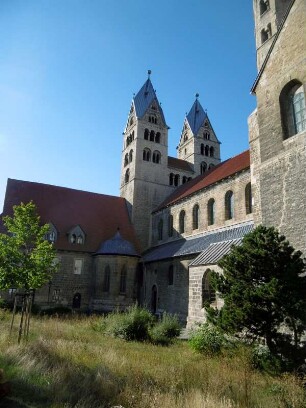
[1,179,140,254]
[155,150,250,212]
[168,156,194,172]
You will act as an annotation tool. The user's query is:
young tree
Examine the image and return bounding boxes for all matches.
[0,201,58,341]
[206,225,306,367]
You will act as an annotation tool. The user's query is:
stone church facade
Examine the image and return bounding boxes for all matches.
[1,0,305,326]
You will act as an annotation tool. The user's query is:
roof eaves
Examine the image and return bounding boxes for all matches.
[251,0,296,94]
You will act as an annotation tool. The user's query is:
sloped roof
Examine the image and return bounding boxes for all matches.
[168,156,194,172]
[95,230,139,257]
[189,238,243,266]
[133,78,167,125]
[143,221,254,263]
[251,0,296,93]
[186,98,207,135]
[155,150,250,212]
[1,179,140,254]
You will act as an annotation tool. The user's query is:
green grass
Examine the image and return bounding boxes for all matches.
[0,310,305,407]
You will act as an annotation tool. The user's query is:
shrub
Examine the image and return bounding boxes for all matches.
[188,323,225,355]
[42,306,72,316]
[251,344,282,374]
[149,313,181,345]
[105,306,154,341]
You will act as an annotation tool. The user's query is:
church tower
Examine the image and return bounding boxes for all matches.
[253,0,293,69]
[177,95,221,175]
[120,72,171,251]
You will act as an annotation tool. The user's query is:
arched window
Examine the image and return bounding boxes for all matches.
[124,153,128,166]
[210,146,214,157]
[179,210,186,233]
[158,219,163,241]
[155,132,161,143]
[261,23,271,44]
[174,174,180,186]
[129,117,134,126]
[192,204,199,230]
[202,270,216,307]
[200,162,207,175]
[131,131,134,141]
[183,133,188,142]
[169,173,174,186]
[125,168,130,183]
[150,130,155,141]
[126,137,130,146]
[245,183,252,215]
[120,266,127,294]
[201,144,204,155]
[259,0,269,15]
[207,198,215,226]
[182,176,187,184]
[144,128,149,140]
[152,151,161,164]
[168,265,174,286]
[205,145,209,156]
[103,265,110,292]
[129,149,133,163]
[280,81,306,138]
[225,191,234,220]
[204,131,210,140]
[143,148,151,161]
[168,214,173,237]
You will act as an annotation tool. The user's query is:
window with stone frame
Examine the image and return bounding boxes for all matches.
[209,146,214,157]
[120,266,127,294]
[261,23,272,44]
[46,223,58,243]
[202,269,216,307]
[245,182,252,215]
[103,265,110,292]
[125,168,130,183]
[52,289,60,302]
[168,214,173,237]
[174,174,180,186]
[129,149,133,163]
[179,210,186,233]
[124,153,129,166]
[200,161,207,175]
[192,204,199,230]
[259,0,269,15]
[155,132,161,143]
[280,81,306,139]
[74,259,83,275]
[152,150,161,164]
[143,148,151,161]
[150,130,155,141]
[169,173,174,186]
[144,128,149,140]
[168,265,174,285]
[158,219,163,241]
[225,190,234,220]
[201,143,204,155]
[68,225,85,245]
[207,198,215,226]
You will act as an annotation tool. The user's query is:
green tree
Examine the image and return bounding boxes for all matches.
[206,226,306,368]
[0,201,58,341]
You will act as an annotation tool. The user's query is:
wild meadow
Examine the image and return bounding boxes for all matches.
[0,309,305,408]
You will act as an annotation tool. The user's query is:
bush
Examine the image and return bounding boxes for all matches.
[149,313,181,345]
[251,344,282,374]
[42,306,72,316]
[105,306,154,341]
[189,323,225,355]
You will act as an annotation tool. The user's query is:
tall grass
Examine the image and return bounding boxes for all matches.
[0,310,305,407]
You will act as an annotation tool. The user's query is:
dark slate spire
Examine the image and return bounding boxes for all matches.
[186,95,207,135]
[133,73,167,125]
[95,230,139,256]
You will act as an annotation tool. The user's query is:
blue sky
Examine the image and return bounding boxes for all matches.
[0,1,257,211]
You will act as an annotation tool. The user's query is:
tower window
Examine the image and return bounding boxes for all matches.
[245,182,252,215]
[182,176,187,184]
[158,219,163,241]
[225,191,234,220]
[125,168,130,183]
[155,132,161,143]
[183,133,188,142]
[129,117,134,126]
[280,82,306,138]
[204,131,210,140]
[143,148,151,161]
[200,161,207,175]
[205,145,209,156]
[168,265,174,286]
[129,149,133,163]
[169,173,174,186]
[201,143,204,155]
[179,210,186,233]
[150,130,155,141]
[261,23,272,44]
[210,146,214,157]
[192,204,199,230]
[152,150,161,164]
[174,174,180,186]
[207,198,215,226]
[259,0,269,15]
[124,153,129,166]
[144,128,149,140]
[168,214,173,237]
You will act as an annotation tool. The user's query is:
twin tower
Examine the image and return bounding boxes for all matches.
[120,73,221,251]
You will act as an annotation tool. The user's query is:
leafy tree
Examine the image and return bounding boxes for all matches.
[206,225,306,368]
[0,201,58,341]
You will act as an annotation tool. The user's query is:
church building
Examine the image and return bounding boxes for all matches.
[1,0,305,326]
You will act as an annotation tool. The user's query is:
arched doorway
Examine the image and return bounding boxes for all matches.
[151,285,157,314]
[72,292,81,309]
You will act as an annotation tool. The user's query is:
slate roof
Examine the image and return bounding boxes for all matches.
[186,98,207,135]
[143,221,254,263]
[189,238,243,266]
[95,230,139,257]
[1,179,140,254]
[133,78,167,125]
[155,150,250,212]
[168,156,194,172]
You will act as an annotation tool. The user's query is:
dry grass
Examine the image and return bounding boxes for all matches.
[0,310,305,407]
